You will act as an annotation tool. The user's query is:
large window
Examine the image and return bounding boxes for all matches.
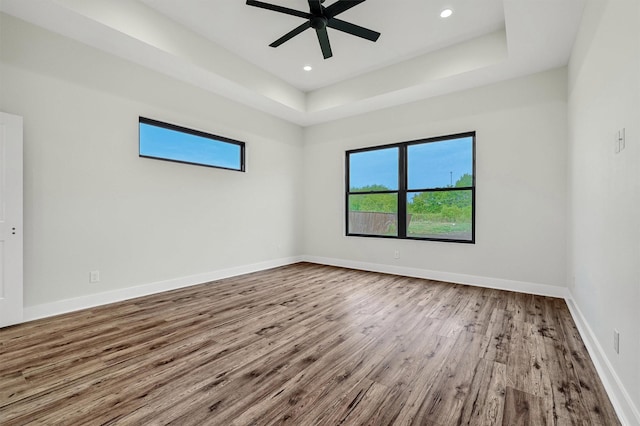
[346,132,475,243]
[139,117,245,171]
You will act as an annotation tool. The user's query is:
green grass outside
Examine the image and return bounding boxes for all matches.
[407,215,472,238]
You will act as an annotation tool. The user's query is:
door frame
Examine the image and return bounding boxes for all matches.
[0,111,24,328]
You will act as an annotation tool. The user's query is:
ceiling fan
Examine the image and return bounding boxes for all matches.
[246,0,381,59]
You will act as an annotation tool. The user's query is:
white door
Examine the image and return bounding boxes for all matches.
[0,112,23,328]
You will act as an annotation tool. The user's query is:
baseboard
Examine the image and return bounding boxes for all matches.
[565,294,640,426]
[23,256,305,323]
[302,255,568,298]
[22,255,566,323]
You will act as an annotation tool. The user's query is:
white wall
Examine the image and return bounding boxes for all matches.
[303,69,568,292]
[568,0,640,422]
[0,14,304,308]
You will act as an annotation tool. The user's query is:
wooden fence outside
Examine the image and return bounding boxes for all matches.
[349,211,411,235]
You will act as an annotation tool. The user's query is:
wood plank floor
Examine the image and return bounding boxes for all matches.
[0,263,619,425]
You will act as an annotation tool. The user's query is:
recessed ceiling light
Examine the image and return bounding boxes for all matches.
[303,65,313,71]
[440,8,453,18]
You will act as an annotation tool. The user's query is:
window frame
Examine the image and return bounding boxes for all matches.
[345,131,476,244]
[139,117,246,172]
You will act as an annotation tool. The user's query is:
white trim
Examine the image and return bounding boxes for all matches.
[565,294,640,426]
[302,255,569,298]
[23,255,567,322]
[23,256,304,322]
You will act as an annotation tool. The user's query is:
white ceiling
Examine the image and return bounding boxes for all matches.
[0,0,585,126]
[139,0,507,92]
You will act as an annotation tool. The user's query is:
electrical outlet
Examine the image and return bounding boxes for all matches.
[394,250,400,259]
[90,270,100,283]
[613,329,620,354]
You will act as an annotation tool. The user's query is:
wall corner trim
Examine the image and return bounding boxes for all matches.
[23,256,305,323]
[565,293,640,426]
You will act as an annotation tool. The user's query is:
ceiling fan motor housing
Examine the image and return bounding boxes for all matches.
[311,16,328,30]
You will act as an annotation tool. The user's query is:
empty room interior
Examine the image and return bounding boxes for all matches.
[0,0,638,424]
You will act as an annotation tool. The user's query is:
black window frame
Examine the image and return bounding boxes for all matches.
[345,131,476,244]
[139,117,246,172]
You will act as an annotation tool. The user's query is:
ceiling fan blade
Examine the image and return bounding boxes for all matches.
[246,0,311,19]
[270,21,312,47]
[324,0,366,19]
[327,18,380,42]
[315,27,333,59]
[308,0,322,15]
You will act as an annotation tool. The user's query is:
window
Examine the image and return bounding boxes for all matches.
[139,117,245,171]
[346,132,475,243]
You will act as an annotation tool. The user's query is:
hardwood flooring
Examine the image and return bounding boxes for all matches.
[0,263,620,425]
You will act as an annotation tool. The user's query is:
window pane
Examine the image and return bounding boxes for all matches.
[408,137,473,190]
[139,119,243,171]
[349,147,398,192]
[348,193,398,236]
[407,190,472,241]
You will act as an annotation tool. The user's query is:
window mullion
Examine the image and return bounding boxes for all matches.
[398,145,407,238]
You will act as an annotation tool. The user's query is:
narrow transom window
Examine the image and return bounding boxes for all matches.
[139,117,245,172]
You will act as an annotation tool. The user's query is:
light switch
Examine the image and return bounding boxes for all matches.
[614,128,626,154]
